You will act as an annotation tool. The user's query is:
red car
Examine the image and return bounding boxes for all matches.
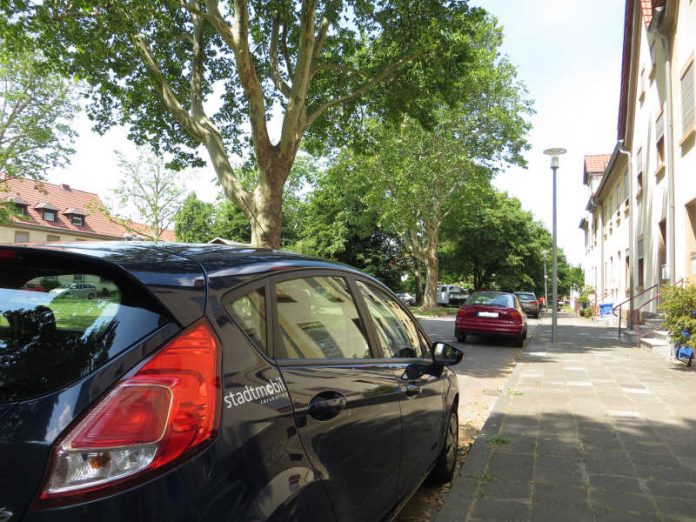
[454,291,527,346]
[20,282,46,292]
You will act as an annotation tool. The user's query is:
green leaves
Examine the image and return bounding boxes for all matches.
[0,45,78,178]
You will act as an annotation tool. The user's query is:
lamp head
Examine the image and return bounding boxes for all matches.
[543,147,567,169]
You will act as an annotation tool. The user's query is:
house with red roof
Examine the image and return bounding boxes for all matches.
[0,176,175,243]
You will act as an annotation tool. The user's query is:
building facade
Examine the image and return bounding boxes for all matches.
[580,0,696,315]
[0,176,175,243]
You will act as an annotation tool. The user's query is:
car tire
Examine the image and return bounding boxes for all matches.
[88,293,96,300]
[514,335,524,347]
[455,331,466,343]
[429,408,458,485]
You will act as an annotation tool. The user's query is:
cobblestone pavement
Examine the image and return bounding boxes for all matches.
[437,314,696,522]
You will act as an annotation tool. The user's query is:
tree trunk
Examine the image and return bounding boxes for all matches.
[421,247,439,309]
[414,264,423,305]
[250,173,284,249]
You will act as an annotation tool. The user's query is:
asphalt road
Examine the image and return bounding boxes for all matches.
[395,315,541,522]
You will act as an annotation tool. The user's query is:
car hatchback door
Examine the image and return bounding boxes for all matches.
[271,273,402,521]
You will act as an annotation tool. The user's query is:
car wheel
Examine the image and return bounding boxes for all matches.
[514,335,524,347]
[429,408,458,485]
[455,331,466,343]
[87,293,96,300]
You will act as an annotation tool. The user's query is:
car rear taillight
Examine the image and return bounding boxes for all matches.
[0,249,17,261]
[39,319,221,503]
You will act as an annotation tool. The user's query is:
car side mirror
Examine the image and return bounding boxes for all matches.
[432,341,463,366]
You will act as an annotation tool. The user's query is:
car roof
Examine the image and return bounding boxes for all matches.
[0,242,374,324]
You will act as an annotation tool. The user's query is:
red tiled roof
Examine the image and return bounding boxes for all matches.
[0,176,175,241]
[584,154,612,175]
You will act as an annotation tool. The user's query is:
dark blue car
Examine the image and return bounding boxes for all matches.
[0,243,462,521]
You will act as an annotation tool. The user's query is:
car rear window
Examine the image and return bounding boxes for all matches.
[467,292,516,308]
[516,293,536,301]
[0,249,169,403]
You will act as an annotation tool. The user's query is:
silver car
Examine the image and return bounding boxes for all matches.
[49,283,98,300]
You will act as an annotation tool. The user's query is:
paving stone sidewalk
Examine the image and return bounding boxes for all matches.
[437,313,696,522]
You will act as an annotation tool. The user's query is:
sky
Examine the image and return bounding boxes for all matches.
[45,1,627,265]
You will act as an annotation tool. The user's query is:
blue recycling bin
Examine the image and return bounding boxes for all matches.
[599,303,613,317]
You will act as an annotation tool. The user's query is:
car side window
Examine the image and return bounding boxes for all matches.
[356,281,427,359]
[225,286,267,352]
[275,276,371,360]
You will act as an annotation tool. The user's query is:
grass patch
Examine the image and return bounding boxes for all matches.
[467,472,493,498]
[0,295,120,331]
[411,306,459,317]
[488,436,509,445]
[506,389,524,397]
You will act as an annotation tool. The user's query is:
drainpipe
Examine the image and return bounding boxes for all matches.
[651,7,676,285]
[617,141,633,324]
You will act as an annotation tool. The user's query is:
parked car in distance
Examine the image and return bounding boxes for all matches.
[396,292,416,306]
[49,282,97,300]
[20,282,46,292]
[437,285,470,306]
[0,243,463,522]
[514,291,540,318]
[455,291,527,347]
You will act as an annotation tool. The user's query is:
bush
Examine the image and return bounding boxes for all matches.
[658,284,696,348]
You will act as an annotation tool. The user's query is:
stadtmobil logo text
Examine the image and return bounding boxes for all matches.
[224,378,289,408]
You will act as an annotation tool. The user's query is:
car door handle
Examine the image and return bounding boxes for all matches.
[405,383,422,397]
[308,391,347,421]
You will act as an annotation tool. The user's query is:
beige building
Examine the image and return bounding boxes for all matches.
[581,0,696,316]
[0,176,175,243]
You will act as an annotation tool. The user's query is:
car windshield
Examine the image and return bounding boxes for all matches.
[516,293,536,301]
[467,292,515,308]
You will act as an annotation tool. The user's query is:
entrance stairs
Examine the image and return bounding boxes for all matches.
[621,313,673,358]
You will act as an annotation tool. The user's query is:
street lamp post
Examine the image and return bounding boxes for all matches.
[543,147,567,343]
[543,256,548,313]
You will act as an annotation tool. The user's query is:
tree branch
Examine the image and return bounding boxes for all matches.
[190,2,205,118]
[280,23,294,79]
[270,17,292,97]
[278,0,317,162]
[132,34,207,140]
[312,15,329,63]
[305,52,424,128]
[311,62,366,79]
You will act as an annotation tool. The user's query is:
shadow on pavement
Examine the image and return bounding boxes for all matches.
[444,411,696,521]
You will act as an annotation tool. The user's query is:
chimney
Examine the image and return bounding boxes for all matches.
[62,184,71,191]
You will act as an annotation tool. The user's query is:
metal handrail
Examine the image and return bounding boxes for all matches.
[630,278,686,347]
[612,283,659,339]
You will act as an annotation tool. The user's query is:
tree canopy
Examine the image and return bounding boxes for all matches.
[1,0,511,247]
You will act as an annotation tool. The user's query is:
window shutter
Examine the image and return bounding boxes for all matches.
[682,62,695,134]
[656,110,664,139]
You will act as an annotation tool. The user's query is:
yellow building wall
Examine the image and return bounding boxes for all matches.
[0,225,103,244]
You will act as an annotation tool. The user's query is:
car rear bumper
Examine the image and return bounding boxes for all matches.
[455,319,524,337]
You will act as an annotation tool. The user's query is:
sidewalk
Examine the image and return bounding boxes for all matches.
[437,314,696,522]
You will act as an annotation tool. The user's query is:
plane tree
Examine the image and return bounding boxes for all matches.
[3,0,501,247]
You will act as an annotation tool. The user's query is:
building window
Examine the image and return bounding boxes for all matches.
[15,205,27,216]
[681,60,695,136]
[47,235,60,242]
[623,170,629,201]
[43,210,56,222]
[656,110,665,173]
[70,215,84,226]
[639,66,647,102]
[14,231,29,243]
